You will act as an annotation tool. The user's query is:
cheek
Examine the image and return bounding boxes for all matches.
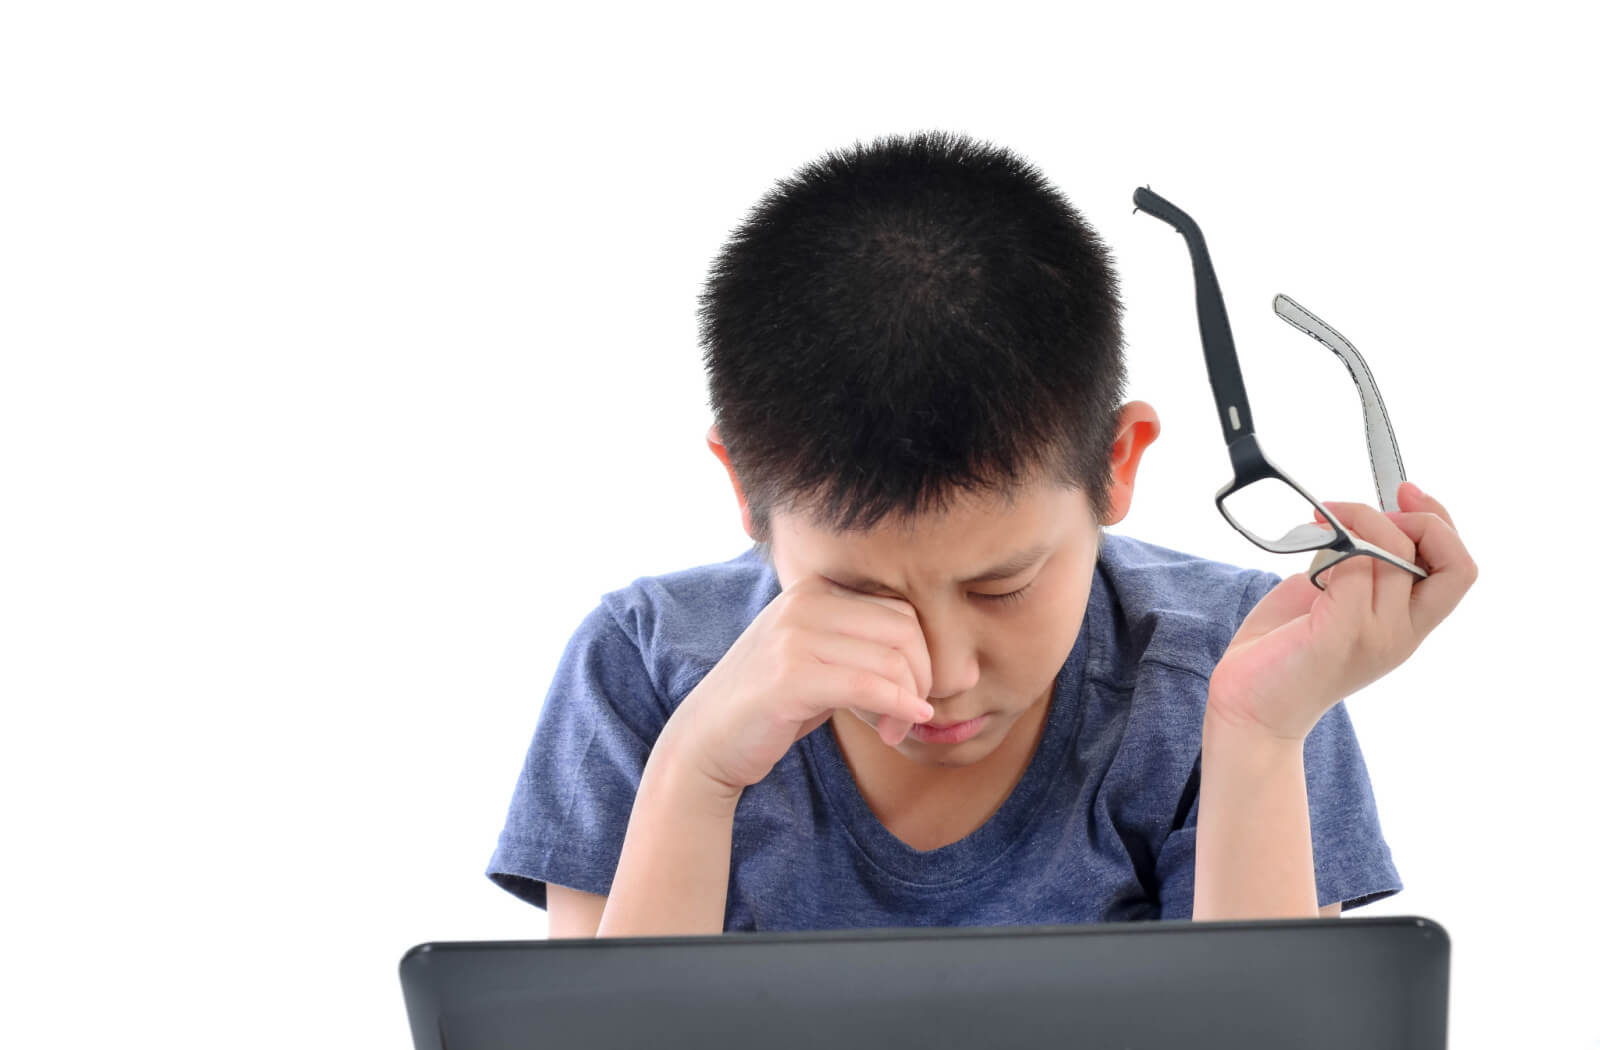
[979,606,1065,671]
[1006,586,1089,661]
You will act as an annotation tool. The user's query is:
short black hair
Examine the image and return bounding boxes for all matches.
[697,129,1128,565]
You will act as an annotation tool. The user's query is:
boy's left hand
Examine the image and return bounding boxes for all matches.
[1206,481,1479,742]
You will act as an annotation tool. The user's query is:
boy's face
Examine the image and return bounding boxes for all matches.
[767,477,1104,770]
[708,400,1158,771]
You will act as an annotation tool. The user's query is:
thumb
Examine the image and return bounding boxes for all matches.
[1233,574,1318,644]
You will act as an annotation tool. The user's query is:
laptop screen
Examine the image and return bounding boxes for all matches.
[400,916,1448,1050]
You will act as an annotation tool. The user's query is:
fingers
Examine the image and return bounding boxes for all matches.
[809,631,920,696]
[805,629,931,752]
[1386,485,1478,637]
[1315,486,1477,639]
[878,714,911,747]
[1314,501,1416,619]
[845,706,914,747]
[816,580,934,701]
[1233,572,1317,645]
[1400,480,1457,533]
[812,663,932,724]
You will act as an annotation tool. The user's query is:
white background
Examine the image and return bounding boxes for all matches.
[3,2,1593,1047]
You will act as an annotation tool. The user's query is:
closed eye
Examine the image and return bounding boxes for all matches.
[975,580,1036,606]
[829,578,1038,606]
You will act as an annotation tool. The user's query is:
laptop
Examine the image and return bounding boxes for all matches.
[399,916,1449,1049]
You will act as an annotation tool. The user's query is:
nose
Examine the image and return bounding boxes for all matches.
[921,621,980,701]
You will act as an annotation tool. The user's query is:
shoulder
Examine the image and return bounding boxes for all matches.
[596,545,780,708]
[1094,531,1282,685]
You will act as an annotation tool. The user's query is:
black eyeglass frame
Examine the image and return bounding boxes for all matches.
[1131,186,1430,592]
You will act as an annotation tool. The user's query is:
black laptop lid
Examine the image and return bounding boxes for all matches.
[400,916,1448,1050]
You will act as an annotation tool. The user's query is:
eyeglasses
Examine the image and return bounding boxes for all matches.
[1132,186,1429,592]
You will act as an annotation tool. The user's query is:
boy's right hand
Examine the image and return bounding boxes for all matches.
[664,574,936,797]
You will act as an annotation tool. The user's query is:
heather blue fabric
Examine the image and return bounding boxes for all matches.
[487,532,1401,930]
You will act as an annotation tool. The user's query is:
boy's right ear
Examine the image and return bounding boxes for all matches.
[706,425,756,539]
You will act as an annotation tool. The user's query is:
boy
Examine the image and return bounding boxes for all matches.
[487,130,1476,937]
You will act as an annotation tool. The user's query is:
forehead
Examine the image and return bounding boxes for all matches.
[786,475,1083,533]
[773,479,1091,583]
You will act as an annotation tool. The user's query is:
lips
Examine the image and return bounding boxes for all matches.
[907,713,989,745]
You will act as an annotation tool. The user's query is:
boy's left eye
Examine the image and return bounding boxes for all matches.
[975,580,1035,605]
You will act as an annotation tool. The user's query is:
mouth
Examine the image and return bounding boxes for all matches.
[907,714,988,745]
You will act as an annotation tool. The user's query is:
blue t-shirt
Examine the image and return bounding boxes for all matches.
[487,531,1401,929]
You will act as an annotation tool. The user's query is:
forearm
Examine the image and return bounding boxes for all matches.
[1191,704,1318,921]
[596,721,741,937]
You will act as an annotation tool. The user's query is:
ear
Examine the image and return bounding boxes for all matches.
[1100,401,1161,527]
[706,424,756,539]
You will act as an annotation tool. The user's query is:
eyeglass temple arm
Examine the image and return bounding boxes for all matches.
[1132,186,1256,447]
[1271,294,1408,514]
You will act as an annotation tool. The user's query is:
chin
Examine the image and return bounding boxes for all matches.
[907,734,1001,768]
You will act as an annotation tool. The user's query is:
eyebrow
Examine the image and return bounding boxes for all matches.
[831,542,1054,593]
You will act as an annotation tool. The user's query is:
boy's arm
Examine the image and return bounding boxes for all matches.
[1195,484,1472,920]
[548,884,609,937]
[594,718,742,938]
[1192,705,1321,921]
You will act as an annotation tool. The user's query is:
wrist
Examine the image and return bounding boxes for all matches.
[1204,693,1310,751]
[650,717,746,815]
[1200,709,1306,781]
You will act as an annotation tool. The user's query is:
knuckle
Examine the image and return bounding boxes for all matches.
[1358,608,1387,644]
[881,649,906,681]
[772,645,801,681]
[1367,622,1403,666]
[1331,618,1363,659]
[770,623,801,659]
[764,599,799,637]
[846,668,878,698]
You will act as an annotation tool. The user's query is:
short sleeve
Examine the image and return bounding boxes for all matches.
[485,600,672,910]
[1153,570,1404,919]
